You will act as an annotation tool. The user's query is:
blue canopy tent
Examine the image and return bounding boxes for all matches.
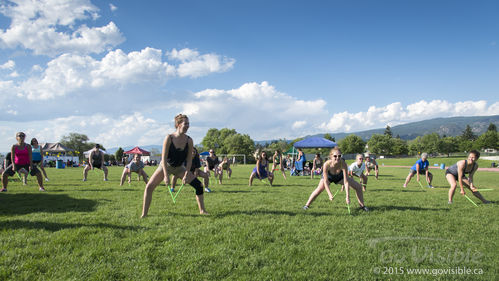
[200,151,210,156]
[292,137,337,175]
[293,137,337,149]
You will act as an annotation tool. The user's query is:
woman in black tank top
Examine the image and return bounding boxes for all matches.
[142,114,208,217]
[446,150,490,204]
[303,147,369,212]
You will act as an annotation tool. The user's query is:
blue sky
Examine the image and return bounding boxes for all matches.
[1,0,498,152]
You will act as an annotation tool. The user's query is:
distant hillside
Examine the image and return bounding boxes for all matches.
[257,115,499,144]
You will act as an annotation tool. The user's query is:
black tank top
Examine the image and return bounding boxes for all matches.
[166,135,190,167]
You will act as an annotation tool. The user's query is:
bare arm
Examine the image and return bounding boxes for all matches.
[457,160,465,195]
[322,161,334,200]
[183,138,194,183]
[162,135,171,184]
[468,163,478,190]
[11,146,16,171]
[342,161,350,203]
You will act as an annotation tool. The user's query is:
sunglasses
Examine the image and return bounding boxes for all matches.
[333,155,342,158]
[17,134,25,138]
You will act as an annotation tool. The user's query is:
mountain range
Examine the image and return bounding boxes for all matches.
[107,115,499,154]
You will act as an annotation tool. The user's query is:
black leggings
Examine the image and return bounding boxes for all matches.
[190,178,204,195]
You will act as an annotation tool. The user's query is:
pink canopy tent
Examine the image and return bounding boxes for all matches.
[124,146,151,156]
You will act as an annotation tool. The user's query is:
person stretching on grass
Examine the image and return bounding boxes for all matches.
[220,156,232,181]
[249,150,274,186]
[348,153,368,191]
[30,138,49,182]
[303,147,368,211]
[120,154,148,186]
[171,147,211,193]
[272,150,287,180]
[364,154,379,179]
[205,149,222,185]
[142,114,208,217]
[446,150,490,204]
[1,132,46,192]
[311,153,323,179]
[403,152,433,188]
[83,144,109,181]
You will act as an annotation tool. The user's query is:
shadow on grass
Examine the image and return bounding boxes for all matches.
[0,193,97,215]
[0,219,143,232]
[371,205,449,212]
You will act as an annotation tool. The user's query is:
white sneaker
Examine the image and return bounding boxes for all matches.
[205,187,212,193]
[45,178,49,182]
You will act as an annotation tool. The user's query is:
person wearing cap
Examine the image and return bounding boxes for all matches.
[1,132,46,192]
[83,144,109,181]
[403,152,433,188]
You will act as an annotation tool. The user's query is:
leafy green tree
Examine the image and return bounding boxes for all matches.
[202,128,255,156]
[267,139,291,153]
[384,125,393,138]
[390,138,409,156]
[461,125,477,141]
[476,131,499,150]
[487,123,497,132]
[115,147,124,162]
[323,134,335,142]
[458,137,473,153]
[367,134,392,155]
[338,134,366,154]
[438,136,459,157]
[408,137,423,156]
[223,134,255,156]
[60,133,95,160]
[420,133,440,154]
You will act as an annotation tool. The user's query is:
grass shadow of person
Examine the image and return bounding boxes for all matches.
[0,193,97,215]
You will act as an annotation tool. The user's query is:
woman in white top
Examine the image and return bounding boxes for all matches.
[348,154,368,191]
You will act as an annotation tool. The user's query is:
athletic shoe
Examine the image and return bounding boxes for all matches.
[360,206,369,212]
[428,185,434,188]
[39,187,45,192]
[483,201,491,204]
[403,184,407,188]
[448,201,452,204]
[45,178,49,182]
[82,178,87,182]
[0,188,7,192]
[170,188,175,193]
[205,187,212,193]
[103,179,108,181]
[302,205,309,210]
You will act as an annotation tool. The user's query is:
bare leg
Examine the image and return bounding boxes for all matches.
[139,170,149,184]
[345,177,365,207]
[249,172,256,186]
[196,194,208,214]
[141,168,164,218]
[40,165,49,180]
[35,172,45,190]
[304,179,326,207]
[83,165,90,180]
[403,172,413,187]
[120,168,128,186]
[446,174,457,203]
[2,172,9,189]
[103,166,109,181]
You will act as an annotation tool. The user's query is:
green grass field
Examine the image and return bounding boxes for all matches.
[1,163,498,280]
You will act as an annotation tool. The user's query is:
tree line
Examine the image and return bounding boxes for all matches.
[56,123,498,163]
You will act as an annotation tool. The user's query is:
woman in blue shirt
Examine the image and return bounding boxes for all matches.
[403,152,433,188]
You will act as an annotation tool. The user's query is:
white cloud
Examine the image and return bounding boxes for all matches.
[179,81,328,140]
[320,100,499,133]
[16,47,234,100]
[0,0,124,56]
[168,48,235,78]
[109,3,118,12]
[0,60,15,70]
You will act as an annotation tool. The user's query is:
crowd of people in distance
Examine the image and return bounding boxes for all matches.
[1,115,494,217]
